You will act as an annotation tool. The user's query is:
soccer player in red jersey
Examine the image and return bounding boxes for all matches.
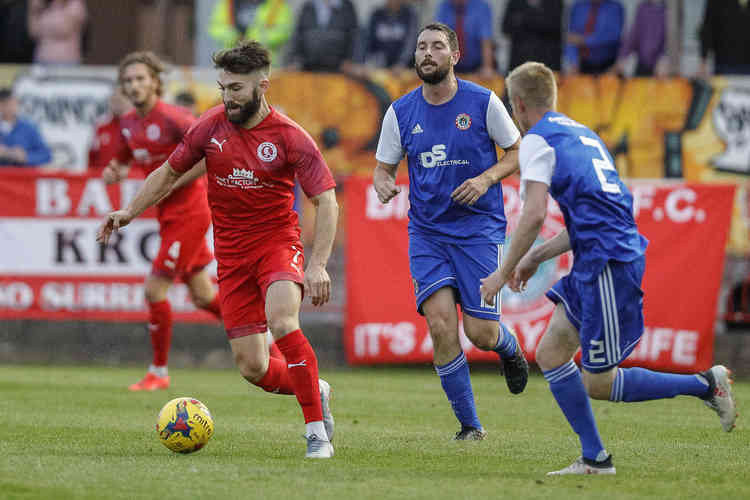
[87,86,132,170]
[97,41,338,458]
[103,51,223,392]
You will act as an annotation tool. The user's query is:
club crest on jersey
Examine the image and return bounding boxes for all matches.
[257,142,278,162]
[146,123,161,141]
[455,113,471,130]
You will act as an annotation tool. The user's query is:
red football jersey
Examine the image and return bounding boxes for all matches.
[168,105,336,260]
[88,115,126,169]
[117,100,209,221]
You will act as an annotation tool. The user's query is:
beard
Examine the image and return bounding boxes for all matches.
[416,60,450,85]
[225,87,261,125]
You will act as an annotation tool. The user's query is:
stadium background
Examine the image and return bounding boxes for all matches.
[1,0,749,377]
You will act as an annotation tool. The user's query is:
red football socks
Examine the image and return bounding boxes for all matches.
[274,329,322,423]
[269,342,285,361]
[148,299,172,366]
[255,356,295,395]
[202,295,222,320]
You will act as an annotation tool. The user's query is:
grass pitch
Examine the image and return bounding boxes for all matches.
[0,364,747,500]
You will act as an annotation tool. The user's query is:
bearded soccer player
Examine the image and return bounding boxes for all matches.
[374,23,528,441]
[102,51,223,391]
[97,41,338,458]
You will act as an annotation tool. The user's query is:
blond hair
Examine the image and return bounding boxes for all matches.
[506,62,557,111]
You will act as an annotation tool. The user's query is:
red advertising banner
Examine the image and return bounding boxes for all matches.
[345,176,735,373]
[0,169,217,323]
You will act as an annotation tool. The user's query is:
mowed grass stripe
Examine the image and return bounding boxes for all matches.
[0,365,747,500]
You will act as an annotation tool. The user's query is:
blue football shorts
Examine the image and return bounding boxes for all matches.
[546,256,646,373]
[409,233,502,321]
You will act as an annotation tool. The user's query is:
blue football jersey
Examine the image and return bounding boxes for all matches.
[376,79,519,243]
[521,111,648,281]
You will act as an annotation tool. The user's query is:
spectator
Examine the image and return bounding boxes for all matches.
[289,0,360,72]
[0,0,35,63]
[0,87,52,167]
[87,87,132,170]
[365,0,418,70]
[699,0,750,76]
[208,0,293,66]
[564,0,624,75]
[501,0,563,72]
[615,0,666,77]
[27,0,87,65]
[435,0,495,78]
[174,90,198,116]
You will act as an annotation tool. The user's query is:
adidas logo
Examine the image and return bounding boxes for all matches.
[411,123,424,134]
[231,168,256,180]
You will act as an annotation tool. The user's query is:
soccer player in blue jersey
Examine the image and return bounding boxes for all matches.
[480,61,738,474]
[373,22,529,441]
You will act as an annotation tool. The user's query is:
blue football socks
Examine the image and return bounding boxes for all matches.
[493,322,518,359]
[435,352,482,430]
[609,367,710,402]
[544,361,606,462]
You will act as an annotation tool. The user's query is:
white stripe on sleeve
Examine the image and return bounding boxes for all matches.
[375,105,405,165]
[486,91,521,149]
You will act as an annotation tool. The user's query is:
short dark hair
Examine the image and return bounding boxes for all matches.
[118,51,166,96]
[212,40,271,74]
[0,87,12,101]
[417,23,459,52]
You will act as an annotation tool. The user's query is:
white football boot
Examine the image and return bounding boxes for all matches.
[319,378,335,442]
[547,456,616,476]
[701,365,738,432]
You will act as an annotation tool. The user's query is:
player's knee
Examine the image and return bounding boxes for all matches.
[464,326,496,351]
[535,342,572,372]
[189,291,212,309]
[233,350,267,382]
[266,315,297,338]
[145,287,165,304]
[425,312,453,338]
[582,373,612,400]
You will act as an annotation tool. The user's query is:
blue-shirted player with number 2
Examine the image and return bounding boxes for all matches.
[374,22,528,441]
[481,61,738,474]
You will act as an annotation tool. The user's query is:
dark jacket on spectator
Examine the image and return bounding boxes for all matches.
[291,0,359,72]
[366,3,418,68]
[700,0,750,74]
[502,0,563,71]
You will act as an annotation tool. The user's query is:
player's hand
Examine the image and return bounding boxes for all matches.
[451,175,491,205]
[509,253,540,292]
[304,263,331,307]
[102,161,122,185]
[96,209,133,245]
[480,270,507,307]
[373,172,401,204]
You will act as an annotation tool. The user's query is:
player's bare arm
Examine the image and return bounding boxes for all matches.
[305,188,338,307]
[480,180,548,305]
[96,161,182,244]
[373,161,401,204]
[102,159,130,185]
[510,229,571,292]
[164,160,206,195]
[451,138,520,205]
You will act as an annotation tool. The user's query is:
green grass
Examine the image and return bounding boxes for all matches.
[0,364,747,500]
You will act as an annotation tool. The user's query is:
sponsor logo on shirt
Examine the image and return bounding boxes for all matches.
[411,123,424,134]
[257,142,278,162]
[146,123,161,141]
[419,144,469,168]
[210,137,227,152]
[455,113,471,130]
[214,168,266,189]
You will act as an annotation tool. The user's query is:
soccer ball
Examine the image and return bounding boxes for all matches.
[156,397,214,454]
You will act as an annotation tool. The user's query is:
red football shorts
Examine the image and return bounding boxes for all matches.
[151,215,213,282]
[218,241,305,338]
